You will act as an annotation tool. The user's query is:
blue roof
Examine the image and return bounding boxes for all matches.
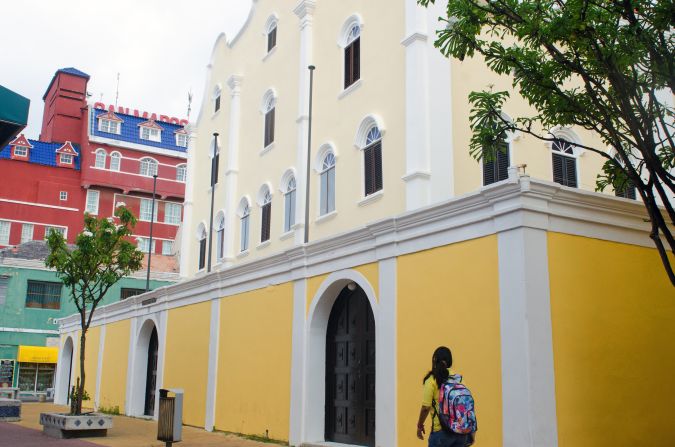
[0,139,81,170]
[90,109,187,154]
[42,67,90,100]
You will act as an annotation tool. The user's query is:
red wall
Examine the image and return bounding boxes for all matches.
[41,72,88,145]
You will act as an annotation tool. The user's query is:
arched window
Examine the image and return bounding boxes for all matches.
[110,152,121,171]
[343,23,361,89]
[363,127,383,196]
[95,149,106,169]
[239,198,251,252]
[259,186,272,243]
[551,138,578,188]
[140,157,158,177]
[176,164,187,182]
[197,223,207,270]
[320,152,336,215]
[283,176,296,233]
[262,92,276,148]
[266,16,278,53]
[213,85,222,114]
[482,133,510,186]
[215,212,225,260]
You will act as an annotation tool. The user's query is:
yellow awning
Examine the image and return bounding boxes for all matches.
[17,346,58,364]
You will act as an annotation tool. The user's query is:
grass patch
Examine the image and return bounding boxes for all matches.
[97,405,121,415]
[215,429,288,446]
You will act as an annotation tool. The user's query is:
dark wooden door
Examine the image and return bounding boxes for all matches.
[144,327,159,416]
[325,285,376,446]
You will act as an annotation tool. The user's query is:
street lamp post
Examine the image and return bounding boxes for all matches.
[207,132,219,272]
[146,173,158,292]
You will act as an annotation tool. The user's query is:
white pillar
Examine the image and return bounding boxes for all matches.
[223,74,243,265]
[293,0,316,244]
[376,258,398,447]
[179,125,198,277]
[498,227,558,447]
[94,325,106,409]
[288,279,308,445]
[204,299,221,431]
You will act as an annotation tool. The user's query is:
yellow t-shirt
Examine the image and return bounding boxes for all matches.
[422,368,453,433]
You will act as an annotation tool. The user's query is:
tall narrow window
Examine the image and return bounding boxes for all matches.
[320,153,336,215]
[263,95,276,148]
[198,225,207,270]
[482,137,510,186]
[140,158,158,177]
[363,127,383,196]
[140,198,158,222]
[21,224,34,243]
[85,190,100,215]
[0,221,11,245]
[216,214,225,260]
[260,189,272,243]
[176,164,187,182]
[164,203,182,225]
[344,25,361,89]
[213,86,222,114]
[94,149,106,168]
[267,24,277,52]
[240,201,251,252]
[283,176,296,233]
[551,138,578,188]
[110,152,121,171]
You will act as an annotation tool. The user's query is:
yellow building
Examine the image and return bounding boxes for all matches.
[55,1,674,447]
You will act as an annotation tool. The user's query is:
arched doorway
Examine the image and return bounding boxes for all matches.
[55,336,74,405]
[325,284,375,446]
[144,327,159,416]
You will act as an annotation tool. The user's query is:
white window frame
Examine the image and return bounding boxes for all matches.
[85,190,100,215]
[139,198,158,222]
[164,202,182,225]
[0,221,11,245]
[60,153,73,165]
[238,199,251,253]
[213,85,222,115]
[110,151,122,171]
[282,175,296,233]
[162,240,173,255]
[176,133,188,148]
[14,146,28,157]
[140,126,162,142]
[137,237,156,254]
[139,157,158,177]
[99,119,120,134]
[94,149,106,168]
[44,226,66,240]
[215,212,225,260]
[176,164,187,182]
[20,223,33,243]
[319,152,337,216]
[59,191,68,201]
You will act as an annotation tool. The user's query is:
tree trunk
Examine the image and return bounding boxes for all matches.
[76,330,86,415]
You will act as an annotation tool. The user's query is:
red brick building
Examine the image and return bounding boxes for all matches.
[0,68,188,256]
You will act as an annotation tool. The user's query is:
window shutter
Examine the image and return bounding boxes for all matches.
[320,171,328,215]
[564,156,577,188]
[482,157,496,186]
[261,203,271,242]
[552,153,565,185]
[327,167,335,213]
[373,141,383,192]
[497,144,509,182]
[616,180,636,199]
[364,146,374,196]
[265,108,275,147]
[268,27,277,52]
[198,238,206,270]
[353,38,360,83]
[344,44,353,89]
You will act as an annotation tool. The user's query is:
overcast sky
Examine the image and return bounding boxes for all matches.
[1,0,252,139]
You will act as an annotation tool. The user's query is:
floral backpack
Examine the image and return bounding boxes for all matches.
[435,374,478,434]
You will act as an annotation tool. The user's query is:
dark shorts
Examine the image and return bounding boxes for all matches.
[428,430,470,447]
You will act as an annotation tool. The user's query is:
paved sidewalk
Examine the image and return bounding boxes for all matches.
[3,403,282,447]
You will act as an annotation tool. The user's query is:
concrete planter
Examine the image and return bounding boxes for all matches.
[0,398,21,422]
[39,412,113,439]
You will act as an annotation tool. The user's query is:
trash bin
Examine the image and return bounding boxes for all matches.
[157,388,183,446]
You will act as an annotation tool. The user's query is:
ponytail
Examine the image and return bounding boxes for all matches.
[422,346,453,387]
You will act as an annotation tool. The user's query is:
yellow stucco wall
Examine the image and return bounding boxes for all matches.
[397,236,503,447]
[214,283,293,440]
[98,320,130,411]
[163,301,211,427]
[548,233,675,446]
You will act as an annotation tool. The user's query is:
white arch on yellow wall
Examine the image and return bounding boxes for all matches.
[128,316,161,419]
[303,269,378,443]
[54,334,76,405]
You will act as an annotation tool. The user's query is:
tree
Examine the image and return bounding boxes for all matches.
[46,206,144,414]
[419,0,674,285]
